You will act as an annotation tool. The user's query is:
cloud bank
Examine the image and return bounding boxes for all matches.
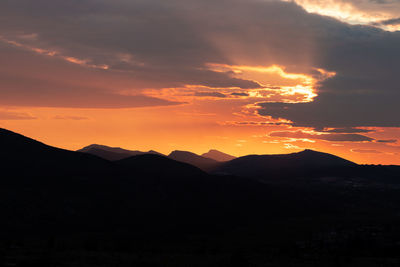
[0,0,399,128]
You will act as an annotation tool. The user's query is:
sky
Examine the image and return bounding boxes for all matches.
[1,0,400,164]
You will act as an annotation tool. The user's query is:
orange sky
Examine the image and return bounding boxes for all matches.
[1,98,399,165]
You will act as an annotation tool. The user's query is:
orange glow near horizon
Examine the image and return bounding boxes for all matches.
[1,104,399,165]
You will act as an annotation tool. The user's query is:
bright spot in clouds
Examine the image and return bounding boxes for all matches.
[283,0,400,31]
[205,63,336,103]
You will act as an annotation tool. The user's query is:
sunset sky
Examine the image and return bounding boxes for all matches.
[1,0,400,164]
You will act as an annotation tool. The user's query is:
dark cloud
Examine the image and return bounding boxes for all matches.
[231,92,250,96]
[194,92,227,98]
[233,121,292,126]
[376,139,397,143]
[0,110,36,120]
[0,44,182,108]
[269,130,375,142]
[0,0,262,108]
[256,21,400,126]
[320,127,375,133]
[375,17,400,26]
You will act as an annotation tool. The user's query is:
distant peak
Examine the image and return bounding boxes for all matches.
[202,149,236,162]
[169,150,198,157]
[147,150,164,156]
[82,144,120,149]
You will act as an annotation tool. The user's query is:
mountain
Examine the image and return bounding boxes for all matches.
[0,128,113,177]
[78,144,163,161]
[213,149,357,178]
[4,127,400,266]
[116,153,205,178]
[201,149,236,162]
[168,150,221,171]
[0,128,266,234]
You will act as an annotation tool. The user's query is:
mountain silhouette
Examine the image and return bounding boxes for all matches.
[78,144,163,161]
[116,153,205,178]
[168,150,221,171]
[3,127,400,266]
[0,128,113,177]
[213,149,357,178]
[201,149,236,162]
[0,128,268,234]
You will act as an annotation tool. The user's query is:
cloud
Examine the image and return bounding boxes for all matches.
[269,130,375,142]
[376,139,397,143]
[231,92,249,97]
[287,0,400,30]
[351,149,383,154]
[0,92,181,109]
[0,43,184,108]
[321,127,375,133]
[0,0,399,126]
[252,10,400,128]
[0,110,36,120]
[375,17,400,26]
[228,121,292,126]
[194,91,227,98]
[53,115,89,120]
[0,0,263,108]
[284,143,301,149]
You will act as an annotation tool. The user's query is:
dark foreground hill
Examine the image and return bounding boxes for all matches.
[213,149,356,178]
[0,128,113,177]
[2,128,400,266]
[213,149,400,185]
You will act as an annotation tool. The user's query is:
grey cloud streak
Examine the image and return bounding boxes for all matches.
[351,149,383,154]
[0,110,36,120]
[269,130,375,142]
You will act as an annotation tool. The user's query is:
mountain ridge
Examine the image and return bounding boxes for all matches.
[168,150,221,171]
[3,127,400,182]
[212,149,357,178]
[201,149,236,162]
[2,127,400,237]
[77,144,164,161]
